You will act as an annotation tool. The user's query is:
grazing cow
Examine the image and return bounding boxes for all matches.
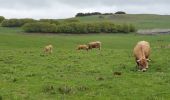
[77,45,89,51]
[88,41,101,50]
[44,44,53,54]
[133,41,151,72]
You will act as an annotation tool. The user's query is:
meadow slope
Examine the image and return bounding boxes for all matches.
[74,14,170,29]
[0,28,170,99]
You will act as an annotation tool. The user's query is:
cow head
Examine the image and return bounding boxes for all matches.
[137,58,150,71]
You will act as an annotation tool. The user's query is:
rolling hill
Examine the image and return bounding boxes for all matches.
[73,14,170,29]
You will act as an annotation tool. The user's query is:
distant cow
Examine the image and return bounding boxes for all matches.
[88,41,101,50]
[77,45,89,51]
[133,41,151,72]
[44,44,53,54]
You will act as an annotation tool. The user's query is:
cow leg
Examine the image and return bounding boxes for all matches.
[99,46,101,50]
[146,57,149,69]
[135,59,140,71]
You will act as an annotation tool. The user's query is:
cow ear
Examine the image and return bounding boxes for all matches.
[146,59,150,62]
[137,60,140,62]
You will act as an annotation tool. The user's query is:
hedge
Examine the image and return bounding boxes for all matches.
[39,19,60,25]
[23,22,56,33]
[1,18,36,27]
[23,22,137,34]
[0,16,5,23]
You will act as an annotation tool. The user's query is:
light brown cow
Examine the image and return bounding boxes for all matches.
[133,41,151,72]
[44,44,53,54]
[88,41,101,50]
[77,45,89,51]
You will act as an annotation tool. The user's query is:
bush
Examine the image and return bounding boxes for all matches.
[1,18,36,27]
[129,24,137,32]
[23,22,56,33]
[86,23,101,33]
[115,11,126,14]
[56,23,87,33]
[99,22,118,33]
[0,16,5,23]
[39,19,60,25]
[121,24,130,33]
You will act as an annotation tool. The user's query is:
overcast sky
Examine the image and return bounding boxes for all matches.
[0,0,169,19]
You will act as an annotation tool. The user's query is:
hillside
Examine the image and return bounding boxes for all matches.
[73,14,170,29]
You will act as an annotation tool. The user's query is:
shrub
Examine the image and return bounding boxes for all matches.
[56,23,87,33]
[23,22,56,33]
[39,19,60,25]
[129,24,137,32]
[99,22,118,33]
[1,18,36,27]
[0,16,5,23]
[121,24,130,33]
[58,85,73,94]
[86,23,101,33]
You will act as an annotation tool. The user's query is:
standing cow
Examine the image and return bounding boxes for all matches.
[133,41,151,72]
[44,44,53,54]
[88,41,101,50]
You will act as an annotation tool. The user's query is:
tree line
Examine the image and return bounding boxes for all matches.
[23,22,136,34]
[75,11,126,17]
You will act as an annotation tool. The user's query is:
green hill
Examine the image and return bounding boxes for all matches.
[73,14,170,29]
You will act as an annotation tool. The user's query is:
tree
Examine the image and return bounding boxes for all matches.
[0,16,5,23]
[115,11,126,14]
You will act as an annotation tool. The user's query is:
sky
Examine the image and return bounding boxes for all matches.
[0,0,169,19]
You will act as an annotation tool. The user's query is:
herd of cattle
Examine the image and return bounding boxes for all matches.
[44,40,151,72]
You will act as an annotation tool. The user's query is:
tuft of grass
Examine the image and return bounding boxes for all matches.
[58,85,73,94]
[42,85,56,94]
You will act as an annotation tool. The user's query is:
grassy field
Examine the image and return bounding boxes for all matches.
[1,27,170,100]
[74,14,170,29]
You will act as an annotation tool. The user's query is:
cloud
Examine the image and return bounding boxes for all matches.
[0,0,169,19]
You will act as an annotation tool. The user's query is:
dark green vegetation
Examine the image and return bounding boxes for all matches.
[1,19,36,27]
[0,16,5,23]
[75,11,126,17]
[0,27,170,99]
[23,22,136,33]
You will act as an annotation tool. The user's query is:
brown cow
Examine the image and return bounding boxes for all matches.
[77,45,89,51]
[88,41,101,50]
[44,44,53,54]
[133,41,151,72]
